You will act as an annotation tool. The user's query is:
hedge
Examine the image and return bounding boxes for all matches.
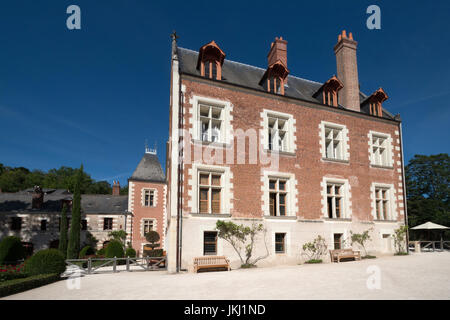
[105,241,124,259]
[0,273,60,298]
[24,249,66,276]
[125,247,136,258]
[144,249,164,257]
[0,236,26,265]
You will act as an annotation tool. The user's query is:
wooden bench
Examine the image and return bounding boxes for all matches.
[193,256,231,273]
[329,249,361,263]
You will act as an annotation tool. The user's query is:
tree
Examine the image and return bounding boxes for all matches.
[350,228,373,257]
[144,231,160,250]
[108,230,127,247]
[58,203,68,259]
[216,220,269,268]
[393,226,408,254]
[67,165,83,259]
[405,154,449,240]
[301,235,328,262]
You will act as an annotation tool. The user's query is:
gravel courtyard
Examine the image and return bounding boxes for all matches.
[4,252,450,300]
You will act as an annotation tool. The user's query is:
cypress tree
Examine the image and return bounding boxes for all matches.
[67,164,83,259]
[58,203,68,259]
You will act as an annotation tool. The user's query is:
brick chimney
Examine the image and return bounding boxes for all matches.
[112,180,120,196]
[268,37,288,68]
[334,30,360,112]
[32,186,44,209]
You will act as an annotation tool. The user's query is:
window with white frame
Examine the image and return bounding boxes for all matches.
[142,219,154,236]
[372,135,388,166]
[143,189,155,207]
[327,183,344,218]
[269,178,288,216]
[199,103,223,143]
[198,172,222,214]
[375,187,390,220]
[324,126,343,160]
[268,116,289,152]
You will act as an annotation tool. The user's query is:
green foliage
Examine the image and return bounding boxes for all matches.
[305,259,323,264]
[96,248,106,257]
[144,231,160,249]
[143,249,163,257]
[0,236,26,265]
[350,228,373,257]
[125,247,136,258]
[0,273,60,298]
[393,226,408,254]
[105,240,124,258]
[216,220,268,267]
[79,246,95,258]
[58,204,68,259]
[0,262,27,282]
[83,232,98,249]
[405,154,450,240]
[0,164,115,194]
[108,230,127,246]
[24,249,66,276]
[301,235,328,262]
[67,165,83,259]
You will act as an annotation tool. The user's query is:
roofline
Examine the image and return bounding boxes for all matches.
[179,72,401,124]
[128,177,167,184]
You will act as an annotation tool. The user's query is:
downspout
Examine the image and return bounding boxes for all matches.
[177,87,184,272]
[399,121,410,252]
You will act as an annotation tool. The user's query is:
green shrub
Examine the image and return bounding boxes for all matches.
[144,249,163,257]
[96,248,106,256]
[0,273,60,298]
[79,246,95,258]
[305,259,323,264]
[125,247,136,258]
[362,255,377,259]
[105,240,124,258]
[0,236,26,265]
[241,263,257,269]
[0,262,27,282]
[24,249,66,276]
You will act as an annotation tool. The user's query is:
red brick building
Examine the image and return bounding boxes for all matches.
[128,149,166,256]
[165,31,407,272]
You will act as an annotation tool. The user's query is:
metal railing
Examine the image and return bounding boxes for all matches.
[65,256,166,274]
[408,240,450,252]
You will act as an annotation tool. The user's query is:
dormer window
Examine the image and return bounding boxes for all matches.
[197,41,225,80]
[260,37,289,96]
[313,76,343,107]
[363,88,388,117]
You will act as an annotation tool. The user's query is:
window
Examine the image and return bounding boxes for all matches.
[275,233,286,253]
[375,187,390,220]
[81,219,88,231]
[199,104,222,143]
[198,172,222,214]
[334,233,343,250]
[40,219,47,231]
[143,189,155,207]
[327,183,343,219]
[204,61,217,79]
[203,231,218,255]
[103,218,113,230]
[268,116,289,152]
[325,126,343,160]
[372,135,388,166]
[269,178,287,216]
[142,219,154,236]
[11,217,22,231]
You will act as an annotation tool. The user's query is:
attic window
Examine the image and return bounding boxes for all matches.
[366,88,388,118]
[316,76,343,107]
[197,41,225,81]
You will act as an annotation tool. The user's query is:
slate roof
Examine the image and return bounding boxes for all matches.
[0,190,128,214]
[177,47,396,120]
[129,153,166,183]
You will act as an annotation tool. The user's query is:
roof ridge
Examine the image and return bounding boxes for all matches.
[178,47,322,85]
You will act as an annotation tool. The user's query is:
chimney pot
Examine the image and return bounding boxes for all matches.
[112,180,120,196]
[349,32,353,40]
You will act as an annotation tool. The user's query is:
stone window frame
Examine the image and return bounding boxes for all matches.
[368,131,394,168]
[260,109,296,154]
[140,218,157,237]
[142,188,157,208]
[189,95,233,146]
[321,177,352,219]
[370,182,397,221]
[203,231,218,255]
[319,121,350,162]
[262,170,298,217]
[188,163,233,215]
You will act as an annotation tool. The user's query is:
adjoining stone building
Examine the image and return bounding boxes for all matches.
[164,31,408,272]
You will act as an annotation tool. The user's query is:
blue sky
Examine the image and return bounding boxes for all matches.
[0,0,449,185]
